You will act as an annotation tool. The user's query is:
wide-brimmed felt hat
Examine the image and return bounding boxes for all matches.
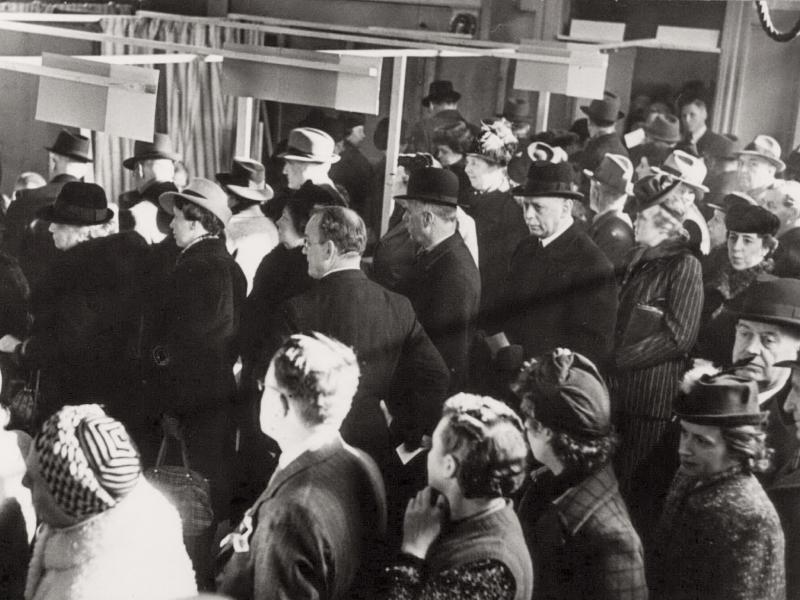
[513,161,582,200]
[37,181,113,226]
[736,134,785,171]
[279,128,340,164]
[422,80,461,108]
[216,157,274,203]
[499,97,531,122]
[584,153,633,195]
[725,204,779,236]
[122,133,180,170]
[159,177,232,226]
[395,166,459,207]
[532,129,581,150]
[633,174,683,220]
[337,111,366,134]
[580,92,625,125]
[675,373,766,427]
[45,129,93,163]
[727,276,800,331]
[652,149,710,193]
[645,113,681,143]
[707,191,757,213]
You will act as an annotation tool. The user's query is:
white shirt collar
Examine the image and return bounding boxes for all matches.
[278,428,340,470]
[321,265,361,278]
[690,125,707,143]
[540,216,574,248]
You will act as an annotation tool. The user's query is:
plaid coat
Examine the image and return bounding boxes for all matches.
[518,464,647,600]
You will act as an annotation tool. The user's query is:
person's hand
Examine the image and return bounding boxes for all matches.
[401,486,448,559]
[0,335,21,353]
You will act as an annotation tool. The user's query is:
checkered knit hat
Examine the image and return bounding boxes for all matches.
[34,404,141,520]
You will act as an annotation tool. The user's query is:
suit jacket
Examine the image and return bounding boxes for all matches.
[407,233,480,393]
[573,132,629,175]
[501,224,618,368]
[587,210,634,279]
[2,173,77,289]
[216,436,388,600]
[265,269,450,462]
[675,129,730,160]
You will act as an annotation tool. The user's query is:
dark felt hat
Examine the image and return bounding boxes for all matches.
[37,181,113,226]
[580,92,625,125]
[704,133,740,161]
[513,348,611,439]
[500,97,531,122]
[395,166,459,207]
[675,373,766,427]
[122,133,180,170]
[645,113,681,143]
[533,129,581,150]
[45,129,93,163]
[513,161,582,200]
[633,174,683,219]
[707,191,757,213]
[422,80,461,108]
[216,157,274,203]
[725,204,779,236]
[727,276,800,331]
[337,111,366,134]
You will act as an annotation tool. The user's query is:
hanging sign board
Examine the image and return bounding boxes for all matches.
[222,43,382,115]
[513,42,607,100]
[35,53,158,141]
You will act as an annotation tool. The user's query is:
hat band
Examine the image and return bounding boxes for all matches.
[285,145,323,160]
[520,182,575,195]
[181,188,209,202]
[57,200,108,223]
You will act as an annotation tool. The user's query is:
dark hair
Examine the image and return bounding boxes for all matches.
[174,196,224,235]
[271,332,360,427]
[549,429,618,477]
[432,121,474,155]
[312,206,366,256]
[721,425,772,474]
[439,394,528,499]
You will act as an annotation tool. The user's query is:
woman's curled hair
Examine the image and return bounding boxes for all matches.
[175,196,225,236]
[722,424,772,474]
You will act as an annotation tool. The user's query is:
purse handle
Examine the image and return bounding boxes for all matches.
[155,417,193,471]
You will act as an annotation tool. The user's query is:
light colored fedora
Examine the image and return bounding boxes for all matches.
[159,178,232,226]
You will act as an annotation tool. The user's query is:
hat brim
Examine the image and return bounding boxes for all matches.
[579,106,625,123]
[646,131,682,143]
[728,309,800,332]
[36,203,113,226]
[216,173,274,202]
[734,150,786,172]
[650,166,710,193]
[159,190,232,225]
[674,411,768,427]
[278,152,341,164]
[394,193,458,207]
[511,187,584,200]
[422,92,461,108]
[122,151,181,171]
[45,146,93,163]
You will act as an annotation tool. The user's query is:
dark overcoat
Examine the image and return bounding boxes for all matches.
[264,269,450,463]
[0,251,29,339]
[216,436,387,600]
[769,453,800,600]
[500,223,618,368]
[2,173,77,289]
[587,210,635,280]
[330,141,374,223]
[573,132,630,175]
[148,236,246,517]
[774,226,800,278]
[406,232,480,393]
[23,231,149,425]
[518,465,648,600]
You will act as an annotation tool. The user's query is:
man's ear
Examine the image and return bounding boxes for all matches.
[423,210,435,227]
[563,198,574,216]
[443,453,458,479]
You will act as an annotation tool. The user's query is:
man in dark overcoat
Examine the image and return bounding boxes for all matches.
[498,161,618,369]
[397,167,481,393]
[2,129,92,289]
[408,80,480,154]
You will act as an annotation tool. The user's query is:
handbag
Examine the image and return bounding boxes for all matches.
[4,368,40,435]
[145,426,214,538]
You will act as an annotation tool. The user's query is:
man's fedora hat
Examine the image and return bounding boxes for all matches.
[122,133,180,170]
[279,128,340,164]
[736,134,786,171]
[675,373,766,427]
[216,157,274,203]
[584,153,633,196]
[727,276,800,331]
[645,113,681,143]
[395,166,459,207]
[159,178,232,226]
[706,191,757,213]
[45,129,93,163]
[422,80,461,108]
[652,149,710,193]
[37,181,113,226]
[513,161,583,200]
[500,97,531,122]
[580,92,625,125]
[704,133,740,161]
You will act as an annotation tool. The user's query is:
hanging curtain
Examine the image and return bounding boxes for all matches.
[0,2,132,13]
[94,17,268,202]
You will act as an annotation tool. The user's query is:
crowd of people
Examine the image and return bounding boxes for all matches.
[1,77,800,600]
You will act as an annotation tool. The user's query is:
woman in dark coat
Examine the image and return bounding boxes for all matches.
[650,371,785,600]
[695,204,780,365]
[0,182,148,430]
[0,251,29,341]
[514,349,647,600]
[606,174,703,541]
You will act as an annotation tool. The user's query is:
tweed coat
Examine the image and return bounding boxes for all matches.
[2,174,77,289]
[264,269,450,464]
[500,222,618,368]
[406,232,480,393]
[462,188,528,328]
[650,466,786,600]
[587,210,635,280]
[518,465,647,600]
[216,436,387,600]
[22,231,149,425]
